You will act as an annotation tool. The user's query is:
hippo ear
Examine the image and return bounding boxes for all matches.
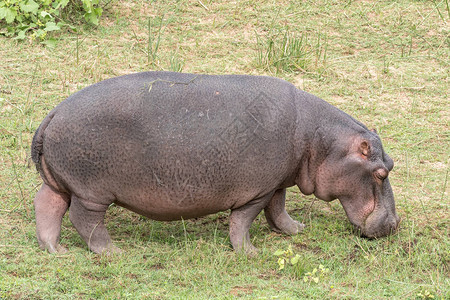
[359,141,370,158]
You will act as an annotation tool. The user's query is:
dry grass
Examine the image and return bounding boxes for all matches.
[0,0,448,298]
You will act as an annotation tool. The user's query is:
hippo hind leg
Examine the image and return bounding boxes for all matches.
[69,195,120,254]
[264,188,305,235]
[229,192,275,254]
[34,183,70,253]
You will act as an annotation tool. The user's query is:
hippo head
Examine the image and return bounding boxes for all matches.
[297,129,400,238]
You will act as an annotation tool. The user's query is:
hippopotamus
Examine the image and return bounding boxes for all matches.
[31,71,399,254]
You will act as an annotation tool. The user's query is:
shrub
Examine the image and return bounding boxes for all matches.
[0,0,103,40]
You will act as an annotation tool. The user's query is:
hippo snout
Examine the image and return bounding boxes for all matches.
[359,213,400,238]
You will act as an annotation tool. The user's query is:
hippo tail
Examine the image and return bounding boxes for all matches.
[31,110,56,174]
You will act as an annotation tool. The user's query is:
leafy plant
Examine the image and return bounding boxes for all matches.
[273,245,301,270]
[274,245,331,284]
[416,289,438,299]
[80,0,102,25]
[302,264,330,284]
[0,0,103,40]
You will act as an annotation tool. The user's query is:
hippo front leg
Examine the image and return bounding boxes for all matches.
[264,189,305,235]
[229,193,274,254]
[34,183,70,253]
[69,195,120,254]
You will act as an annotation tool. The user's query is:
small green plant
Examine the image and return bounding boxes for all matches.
[302,264,330,284]
[0,0,103,40]
[80,0,102,25]
[273,245,301,270]
[416,289,436,299]
[274,246,330,284]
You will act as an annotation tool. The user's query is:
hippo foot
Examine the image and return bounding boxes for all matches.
[98,244,123,255]
[237,243,259,257]
[39,243,68,254]
[69,195,115,254]
[231,231,259,256]
[270,220,305,236]
[55,245,68,254]
[264,189,305,236]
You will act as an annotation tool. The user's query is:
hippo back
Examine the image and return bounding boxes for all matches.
[41,72,299,219]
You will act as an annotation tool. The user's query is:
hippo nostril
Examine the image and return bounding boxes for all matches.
[389,216,400,233]
[395,215,400,227]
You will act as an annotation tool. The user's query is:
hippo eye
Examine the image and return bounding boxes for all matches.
[374,168,388,180]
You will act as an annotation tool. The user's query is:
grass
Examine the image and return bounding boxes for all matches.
[0,0,449,298]
[255,25,329,75]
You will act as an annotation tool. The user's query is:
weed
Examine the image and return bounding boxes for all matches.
[0,0,102,40]
[303,264,330,284]
[273,245,301,270]
[416,288,437,299]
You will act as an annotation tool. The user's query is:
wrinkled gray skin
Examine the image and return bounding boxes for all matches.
[31,72,399,254]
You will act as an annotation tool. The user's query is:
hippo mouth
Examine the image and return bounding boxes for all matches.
[339,197,400,239]
[352,211,400,239]
[352,222,399,239]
